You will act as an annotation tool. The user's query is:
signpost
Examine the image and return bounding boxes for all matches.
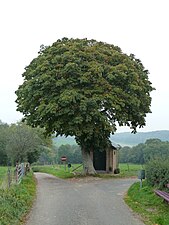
[68,163,71,172]
[138,170,145,190]
[61,156,67,162]
[61,156,67,171]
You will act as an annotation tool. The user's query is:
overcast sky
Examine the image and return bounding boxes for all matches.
[0,0,168,132]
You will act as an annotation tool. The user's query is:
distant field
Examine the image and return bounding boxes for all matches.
[119,163,144,171]
[119,163,144,177]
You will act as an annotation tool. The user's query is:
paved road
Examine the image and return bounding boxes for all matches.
[26,173,145,225]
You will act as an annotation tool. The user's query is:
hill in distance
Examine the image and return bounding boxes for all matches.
[110,130,169,146]
[53,136,76,146]
[53,130,169,147]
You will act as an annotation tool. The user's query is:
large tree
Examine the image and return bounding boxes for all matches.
[16,38,154,174]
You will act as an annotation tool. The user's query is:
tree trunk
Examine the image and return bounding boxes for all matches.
[81,147,97,175]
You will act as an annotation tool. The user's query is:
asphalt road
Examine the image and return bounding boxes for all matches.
[26,173,145,225]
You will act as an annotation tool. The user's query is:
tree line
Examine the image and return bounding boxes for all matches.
[119,138,169,164]
[38,144,82,165]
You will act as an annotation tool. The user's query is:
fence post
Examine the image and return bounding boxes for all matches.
[16,163,19,184]
[7,167,11,188]
[21,163,25,176]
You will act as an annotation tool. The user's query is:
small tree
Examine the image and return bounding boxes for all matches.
[16,38,154,174]
[6,123,50,164]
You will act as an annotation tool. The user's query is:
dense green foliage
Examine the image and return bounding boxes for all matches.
[146,159,169,189]
[16,37,154,154]
[119,139,169,164]
[0,172,36,225]
[37,144,82,165]
[125,182,169,225]
[0,121,52,165]
[6,123,44,163]
[56,144,82,164]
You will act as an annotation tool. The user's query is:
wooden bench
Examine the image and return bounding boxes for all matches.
[155,184,169,204]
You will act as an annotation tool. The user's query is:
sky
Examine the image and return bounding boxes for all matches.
[0,0,168,133]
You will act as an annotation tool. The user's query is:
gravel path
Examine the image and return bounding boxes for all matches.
[26,173,145,225]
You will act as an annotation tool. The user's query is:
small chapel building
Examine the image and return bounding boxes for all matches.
[90,142,121,173]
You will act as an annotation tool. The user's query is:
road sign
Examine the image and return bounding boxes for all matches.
[61,156,67,161]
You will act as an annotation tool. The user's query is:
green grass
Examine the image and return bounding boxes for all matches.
[0,172,36,225]
[0,167,8,185]
[119,163,144,177]
[125,181,169,225]
[31,163,143,179]
[32,164,78,179]
[97,163,144,178]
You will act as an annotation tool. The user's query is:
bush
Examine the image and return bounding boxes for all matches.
[146,158,169,189]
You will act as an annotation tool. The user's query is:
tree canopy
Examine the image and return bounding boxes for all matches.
[15,38,154,173]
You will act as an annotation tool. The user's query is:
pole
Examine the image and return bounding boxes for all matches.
[7,167,11,188]
[140,179,142,190]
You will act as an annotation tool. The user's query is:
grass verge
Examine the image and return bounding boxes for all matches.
[32,165,75,179]
[125,181,169,225]
[0,172,36,225]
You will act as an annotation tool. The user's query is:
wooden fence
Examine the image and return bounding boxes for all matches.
[16,163,23,184]
[0,163,30,189]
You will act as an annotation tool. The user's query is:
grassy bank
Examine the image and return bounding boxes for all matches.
[0,172,36,225]
[125,181,169,225]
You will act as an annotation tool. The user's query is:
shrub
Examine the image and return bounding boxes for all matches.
[145,158,169,189]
